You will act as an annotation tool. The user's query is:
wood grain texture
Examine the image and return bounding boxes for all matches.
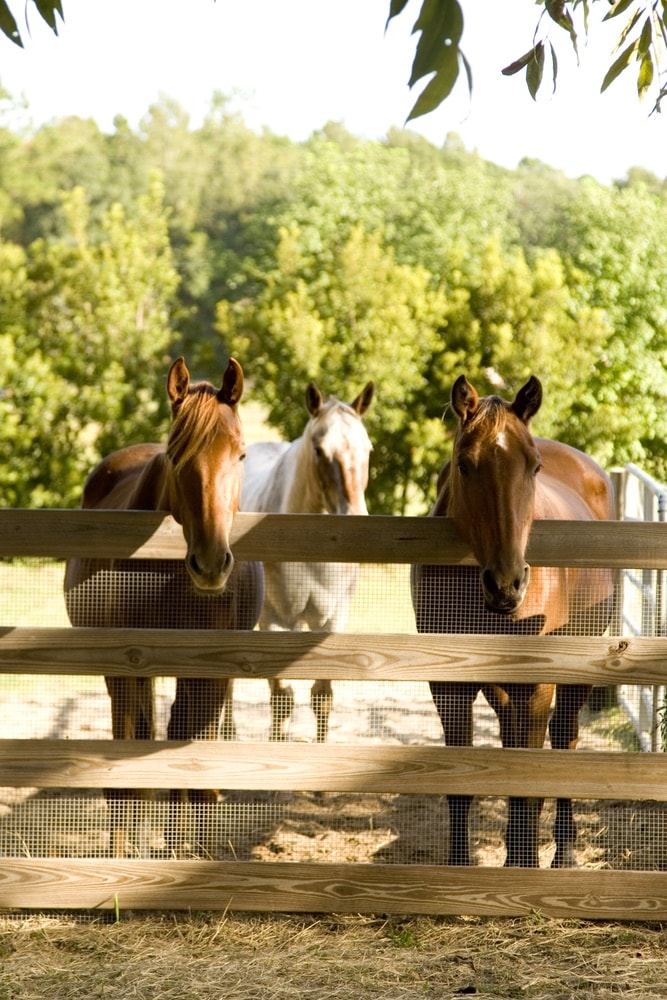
[3,507,667,920]
[0,628,662,685]
[1,859,667,919]
[0,739,664,800]
[4,509,667,566]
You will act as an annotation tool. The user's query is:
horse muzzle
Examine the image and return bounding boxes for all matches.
[481,563,530,616]
[186,549,235,595]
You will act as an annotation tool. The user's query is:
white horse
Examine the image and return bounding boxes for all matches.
[241,379,374,740]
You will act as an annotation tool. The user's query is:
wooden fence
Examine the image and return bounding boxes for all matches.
[2,509,667,920]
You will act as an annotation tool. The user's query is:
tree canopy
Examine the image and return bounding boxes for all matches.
[0,90,666,512]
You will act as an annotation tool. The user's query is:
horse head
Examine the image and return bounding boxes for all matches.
[447,374,543,616]
[166,356,246,595]
[304,380,374,515]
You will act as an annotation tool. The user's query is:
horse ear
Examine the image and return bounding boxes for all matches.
[167,357,190,407]
[512,375,542,423]
[351,381,375,416]
[306,382,324,416]
[451,375,479,424]
[218,357,244,407]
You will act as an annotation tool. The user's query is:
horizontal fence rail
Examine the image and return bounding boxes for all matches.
[2,508,667,919]
[0,629,663,686]
[5,508,667,567]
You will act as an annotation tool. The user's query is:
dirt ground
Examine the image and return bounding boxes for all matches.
[1,659,666,996]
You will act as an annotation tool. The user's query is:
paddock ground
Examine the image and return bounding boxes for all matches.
[2,559,667,998]
[1,909,666,999]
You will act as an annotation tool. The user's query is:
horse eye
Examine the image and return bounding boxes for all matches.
[239,452,247,463]
[457,460,468,476]
[534,462,542,476]
[314,445,325,461]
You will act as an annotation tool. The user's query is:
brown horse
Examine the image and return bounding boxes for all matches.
[411,375,614,868]
[64,356,263,855]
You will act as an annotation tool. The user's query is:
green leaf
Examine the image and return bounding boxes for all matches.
[0,1,23,46]
[527,41,545,100]
[614,8,643,50]
[603,0,636,22]
[638,49,654,98]
[409,0,464,86]
[549,40,558,95]
[407,42,461,120]
[502,48,536,77]
[33,0,64,34]
[637,15,652,56]
[601,38,639,91]
[546,0,578,60]
[386,0,410,30]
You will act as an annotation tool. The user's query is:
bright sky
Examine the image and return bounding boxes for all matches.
[0,0,664,184]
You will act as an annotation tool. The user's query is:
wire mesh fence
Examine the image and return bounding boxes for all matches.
[0,552,662,870]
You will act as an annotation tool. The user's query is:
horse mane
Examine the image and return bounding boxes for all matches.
[310,398,366,434]
[458,395,511,440]
[167,382,238,473]
[435,395,514,516]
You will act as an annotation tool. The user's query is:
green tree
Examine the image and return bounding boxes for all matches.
[220,223,448,513]
[0,178,179,507]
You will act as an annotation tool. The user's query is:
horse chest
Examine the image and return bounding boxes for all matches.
[262,561,358,631]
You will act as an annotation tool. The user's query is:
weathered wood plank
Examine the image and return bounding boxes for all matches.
[0,628,663,686]
[1,859,667,919]
[0,739,663,800]
[4,509,667,567]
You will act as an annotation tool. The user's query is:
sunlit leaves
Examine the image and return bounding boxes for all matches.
[0,179,179,507]
[387,0,470,122]
[601,3,665,107]
[389,1,667,116]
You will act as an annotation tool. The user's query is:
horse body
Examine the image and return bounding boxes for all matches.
[64,357,263,855]
[240,380,374,741]
[412,375,614,868]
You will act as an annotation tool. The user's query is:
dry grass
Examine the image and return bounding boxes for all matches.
[1,910,666,999]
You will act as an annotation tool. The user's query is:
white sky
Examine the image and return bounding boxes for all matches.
[0,0,664,184]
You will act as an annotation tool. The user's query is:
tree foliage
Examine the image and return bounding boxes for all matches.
[0,177,178,507]
[1,87,667,510]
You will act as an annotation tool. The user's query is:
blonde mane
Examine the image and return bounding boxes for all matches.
[167,383,240,473]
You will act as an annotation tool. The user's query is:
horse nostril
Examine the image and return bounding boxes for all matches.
[188,553,200,577]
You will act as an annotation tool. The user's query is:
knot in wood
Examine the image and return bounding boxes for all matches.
[125,647,147,668]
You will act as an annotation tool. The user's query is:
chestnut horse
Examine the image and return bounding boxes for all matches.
[411,375,614,868]
[239,380,374,741]
[64,356,263,855]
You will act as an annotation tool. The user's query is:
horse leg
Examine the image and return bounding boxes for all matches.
[219,679,237,740]
[167,678,228,802]
[166,679,230,857]
[269,679,295,741]
[311,680,333,742]
[484,683,553,867]
[104,677,155,857]
[548,684,592,868]
[430,681,479,866]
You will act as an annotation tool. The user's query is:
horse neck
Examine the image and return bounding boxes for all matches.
[127,452,173,512]
[278,433,365,515]
[283,436,329,513]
